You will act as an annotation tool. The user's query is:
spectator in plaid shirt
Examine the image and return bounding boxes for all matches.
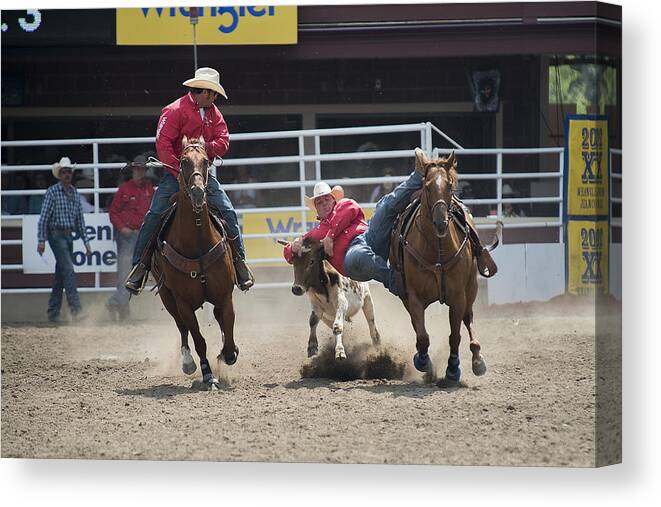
[37,157,92,323]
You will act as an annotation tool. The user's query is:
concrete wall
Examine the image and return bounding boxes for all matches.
[487,242,622,305]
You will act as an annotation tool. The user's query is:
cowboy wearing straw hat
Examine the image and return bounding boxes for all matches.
[37,157,92,323]
[283,165,428,297]
[125,67,254,294]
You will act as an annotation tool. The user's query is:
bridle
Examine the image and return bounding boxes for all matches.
[178,142,210,214]
[422,169,451,234]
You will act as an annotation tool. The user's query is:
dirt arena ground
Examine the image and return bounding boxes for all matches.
[1,287,620,466]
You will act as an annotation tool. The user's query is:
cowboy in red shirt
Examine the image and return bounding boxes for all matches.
[283,174,422,296]
[283,183,366,275]
[106,155,154,320]
[125,67,254,294]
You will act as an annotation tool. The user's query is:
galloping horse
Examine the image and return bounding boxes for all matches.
[389,149,501,382]
[151,136,238,390]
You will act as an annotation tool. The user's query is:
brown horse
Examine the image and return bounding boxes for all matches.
[389,149,501,382]
[151,136,238,390]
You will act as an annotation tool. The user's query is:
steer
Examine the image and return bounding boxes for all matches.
[279,238,381,360]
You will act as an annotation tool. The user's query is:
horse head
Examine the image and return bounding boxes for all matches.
[415,148,458,238]
[179,136,210,213]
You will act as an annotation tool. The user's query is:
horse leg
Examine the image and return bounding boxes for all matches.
[159,285,196,375]
[333,295,348,360]
[446,300,466,382]
[464,309,487,376]
[175,299,217,389]
[362,291,381,347]
[405,295,432,373]
[308,309,320,357]
[214,294,238,366]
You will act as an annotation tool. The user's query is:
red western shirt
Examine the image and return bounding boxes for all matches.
[283,198,368,275]
[109,179,155,231]
[155,92,230,176]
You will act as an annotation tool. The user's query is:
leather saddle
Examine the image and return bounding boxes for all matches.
[389,194,497,288]
[152,202,230,283]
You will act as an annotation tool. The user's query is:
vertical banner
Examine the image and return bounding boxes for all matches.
[566,220,609,295]
[564,115,610,295]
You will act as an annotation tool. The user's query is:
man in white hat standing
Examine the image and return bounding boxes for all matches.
[37,157,93,323]
[125,66,254,294]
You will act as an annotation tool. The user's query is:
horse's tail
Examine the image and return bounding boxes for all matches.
[486,220,503,252]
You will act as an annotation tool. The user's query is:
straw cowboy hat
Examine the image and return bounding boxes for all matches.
[305,182,344,211]
[182,67,228,99]
[52,157,76,179]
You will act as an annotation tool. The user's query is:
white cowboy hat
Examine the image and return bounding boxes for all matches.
[305,182,344,211]
[52,157,76,179]
[182,67,228,99]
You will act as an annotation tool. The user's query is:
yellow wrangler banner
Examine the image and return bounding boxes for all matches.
[243,208,376,265]
[565,116,609,217]
[116,6,297,45]
[566,220,609,295]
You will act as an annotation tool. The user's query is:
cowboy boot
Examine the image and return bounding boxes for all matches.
[124,236,157,295]
[452,197,498,278]
[125,262,149,295]
[234,257,255,291]
[476,249,498,277]
[227,238,254,291]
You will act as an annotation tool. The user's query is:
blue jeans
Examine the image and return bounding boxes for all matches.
[108,230,137,308]
[47,230,82,319]
[132,172,245,265]
[344,171,422,289]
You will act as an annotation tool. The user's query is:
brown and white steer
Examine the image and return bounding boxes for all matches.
[280,238,380,360]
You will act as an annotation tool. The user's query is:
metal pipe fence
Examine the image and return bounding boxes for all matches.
[2,123,622,293]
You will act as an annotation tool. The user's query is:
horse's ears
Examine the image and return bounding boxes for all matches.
[199,136,205,146]
[448,167,458,191]
[182,135,189,148]
[414,148,428,175]
[447,150,458,169]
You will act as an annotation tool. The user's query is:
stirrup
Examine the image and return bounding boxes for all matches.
[125,263,148,295]
[234,259,255,291]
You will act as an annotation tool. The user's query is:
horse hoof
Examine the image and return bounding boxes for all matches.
[307,346,318,357]
[445,365,462,382]
[182,361,197,375]
[221,346,239,366]
[413,352,431,373]
[201,374,220,391]
[472,358,487,376]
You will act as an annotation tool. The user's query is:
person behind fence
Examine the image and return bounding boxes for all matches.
[37,157,92,323]
[106,154,155,321]
[283,154,498,296]
[369,168,396,202]
[124,66,255,294]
